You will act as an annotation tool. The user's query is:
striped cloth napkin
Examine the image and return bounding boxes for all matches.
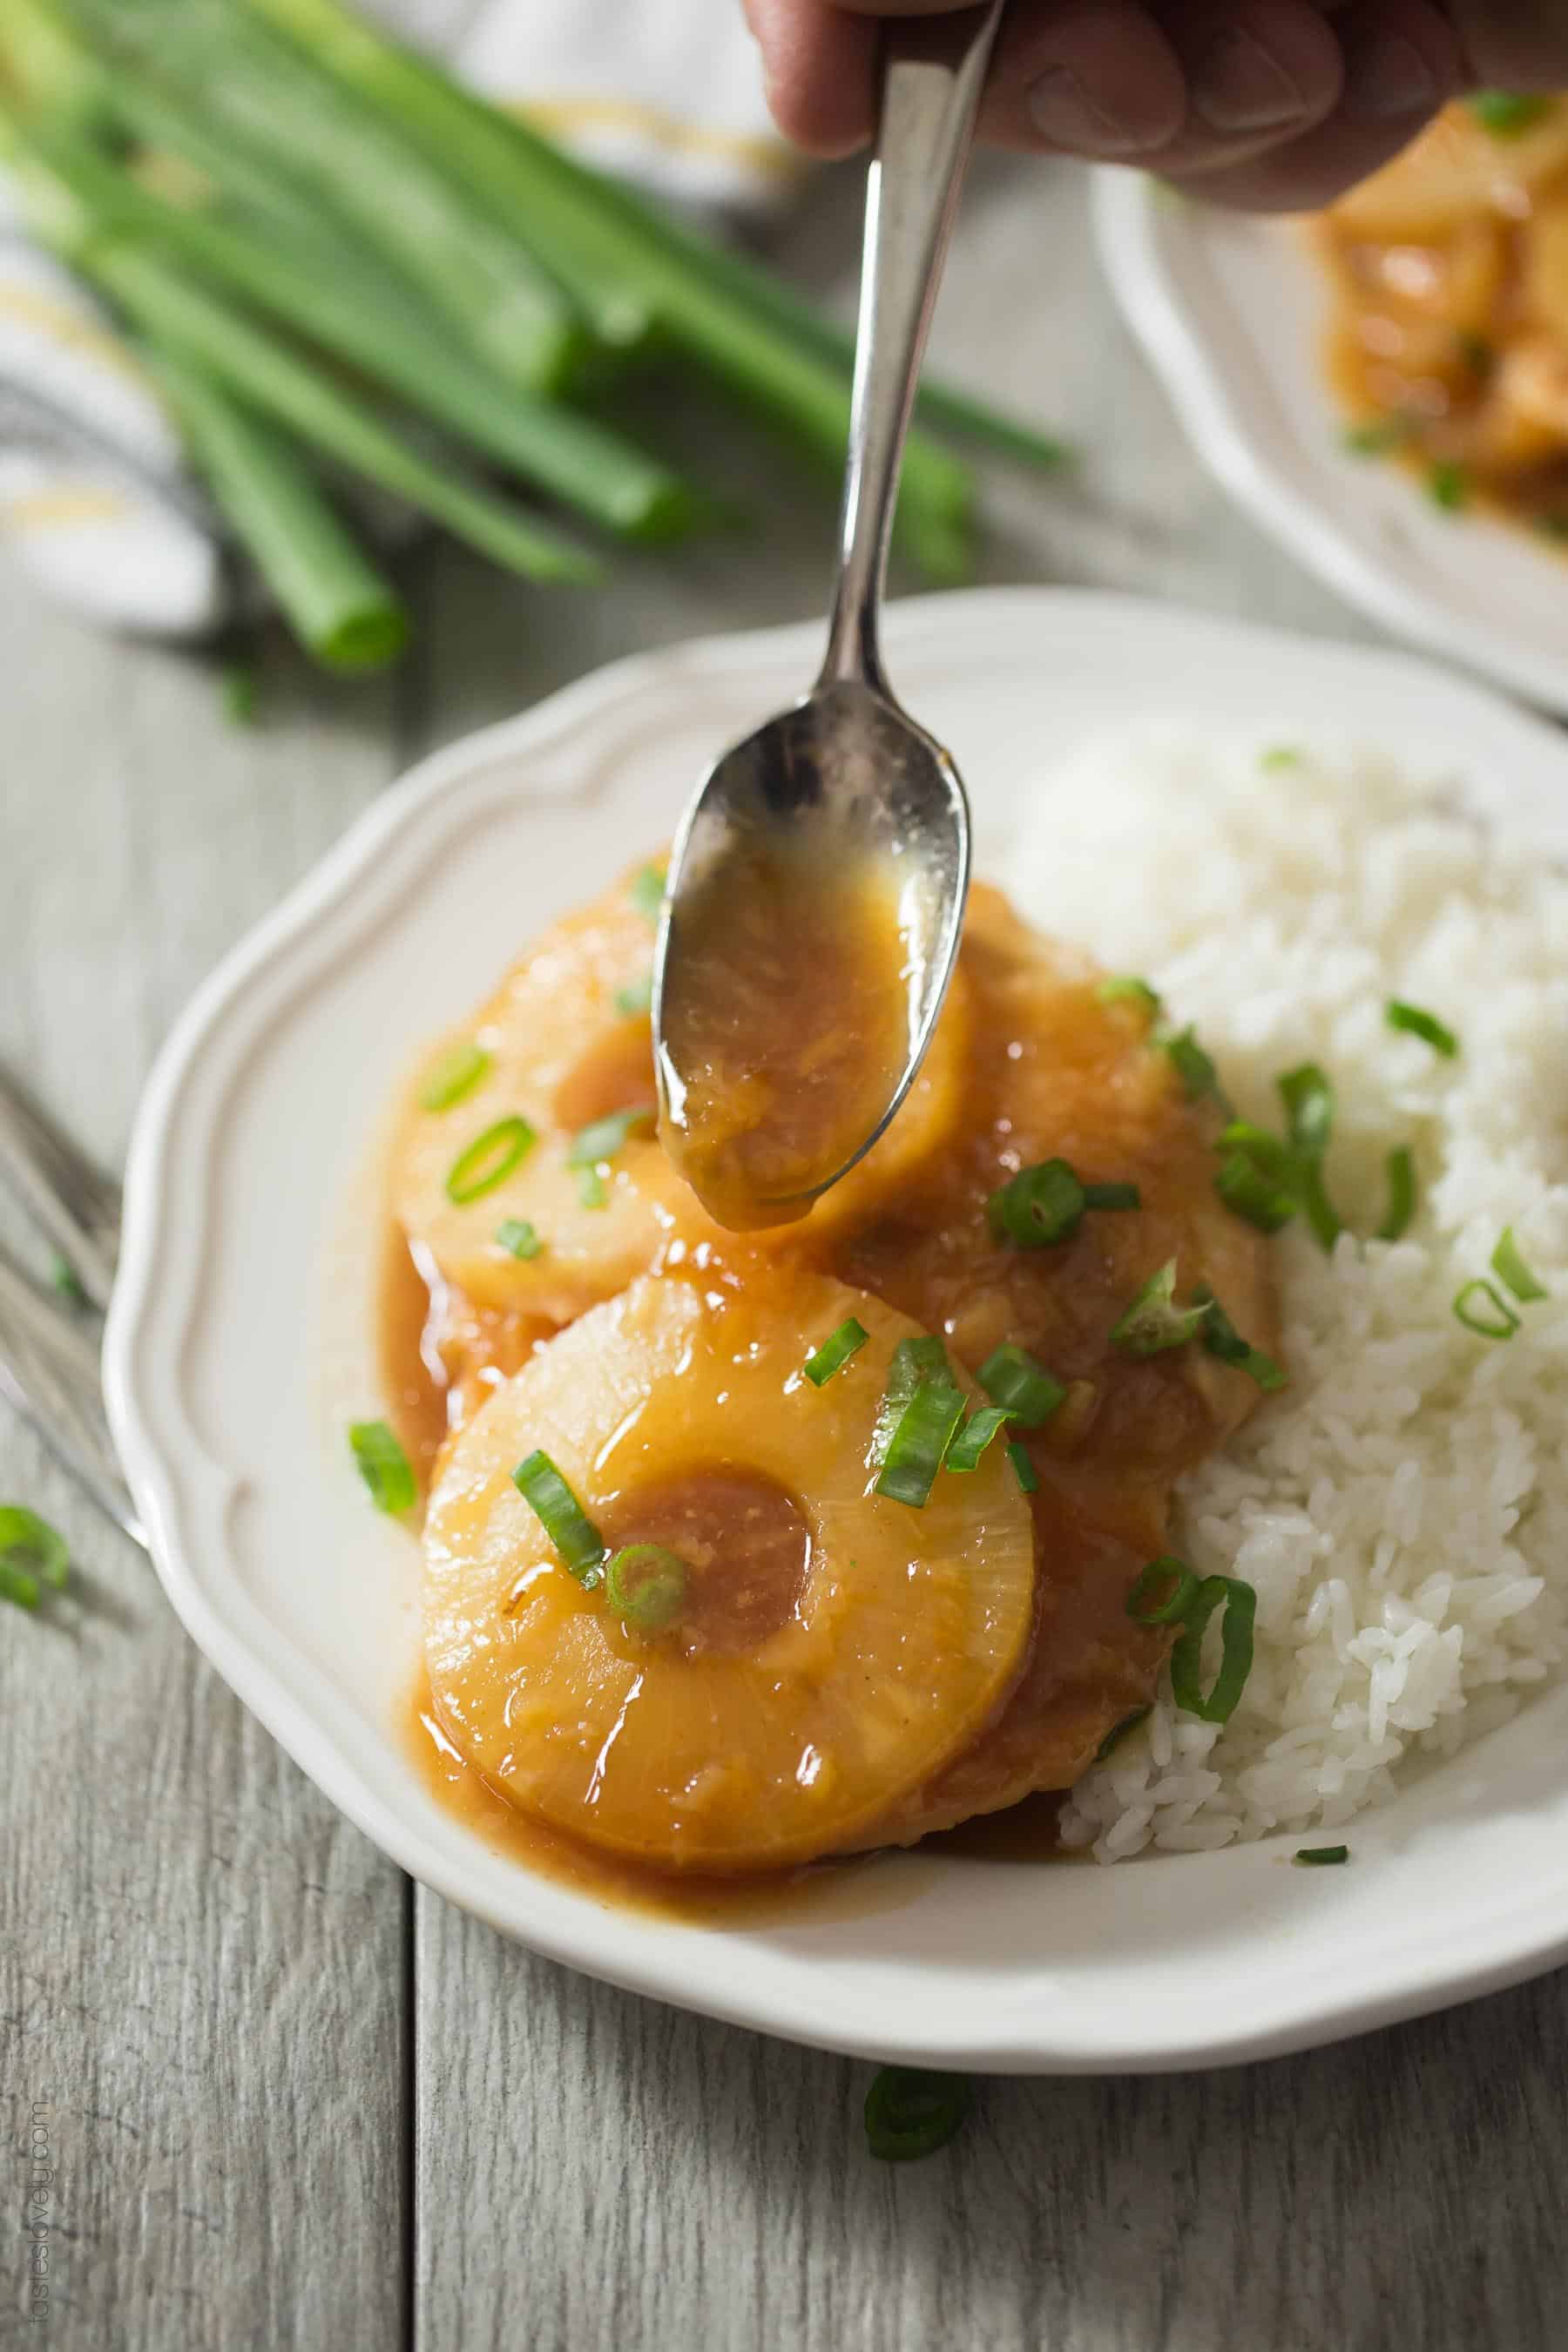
[0,0,793,639]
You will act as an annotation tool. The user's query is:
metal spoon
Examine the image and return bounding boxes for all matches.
[654,0,1004,1220]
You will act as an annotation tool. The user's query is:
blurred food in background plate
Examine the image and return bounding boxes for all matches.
[1317,94,1568,545]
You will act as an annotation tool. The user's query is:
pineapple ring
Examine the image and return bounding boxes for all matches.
[422,1270,1036,1872]
[391,865,973,1321]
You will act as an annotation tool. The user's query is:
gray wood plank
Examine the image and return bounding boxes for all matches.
[0,584,410,2350]
[412,1908,1565,2352]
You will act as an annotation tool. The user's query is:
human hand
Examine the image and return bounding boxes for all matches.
[741,2,1567,211]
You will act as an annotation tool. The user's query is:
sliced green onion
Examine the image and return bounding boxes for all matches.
[1260,744,1302,771]
[987,1159,1084,1248]
[630,865,666,923]
[945,1405,1011,1474]
[223,661,260,726]
[511,1449,605,1587]
[1125,1557,1200,1625]
[1110,1261,1211,1356]
[421,1041,491,1112]
[1376,1147,1417,1244]
[1193,1287,1287,1392]
[875,1377,968,1509]
[1215,1152,1299,1234]
[863,2067,971,2164]
[348,1421,417,1514]
[1082,1180,1140,1213]
[577,1166,607,1210]
[50,1253,90,1308]
[1161,1024,1220,1101]
[0,1505,71,1594]
[495,1218,543,1261]
[1277,1064,1342,1251]
[1429,461,1469,512]
[1491,1227,1548,1303]
[1094,1706,1152,1762]
[1294,1845,1349,1867]
[868,1335,953,1467]
[1220,1120,1294,1179]
[605,1544,686,1632]
[1006,1442,1038,1496]
[1342,418,1410,456]
[615,975,653,1017]
[803,1317,868,1388]
[1169,1575,1257,1725]
[445,1116,536,1204]
[1098,976,1162,1017]
[567,1107,654,1168]
[1385,999,1458,1057]
[1453,1279,1521,1340]
[977,1344,1067,1428]
[1468,91,1550,137]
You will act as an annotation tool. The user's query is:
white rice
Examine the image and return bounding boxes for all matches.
[1013,731,1568,1862]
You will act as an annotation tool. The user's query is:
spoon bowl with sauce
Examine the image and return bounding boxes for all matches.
[654,3,1004,1232]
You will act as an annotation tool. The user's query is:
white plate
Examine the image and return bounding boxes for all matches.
[1093,172,1568,720]
[104,589,1568,2074]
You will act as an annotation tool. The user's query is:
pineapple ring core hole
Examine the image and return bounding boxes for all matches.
[598,1467,810,1655]
[551,1013,659,1137]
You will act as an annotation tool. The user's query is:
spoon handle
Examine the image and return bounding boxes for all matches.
[821,0,1005,692]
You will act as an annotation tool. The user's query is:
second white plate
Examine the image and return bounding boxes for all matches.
[1093,171,1568,718]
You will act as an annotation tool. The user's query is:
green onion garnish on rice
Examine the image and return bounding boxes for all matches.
[803,1317,868,1388]
[1491,1227,1548,1303]
[1214,1151,1299,1233]
[874,1377,967,1509]
[1453,1279,1521,1340]
[1169,1575,1257,1725]
[511,1450,605,1586]
[348,1420,416,1514]
[1468,91,1549,137]
[1385,1000,1458,1058]
[444,1115,537,1203]
[1110,1261,1211,1356]
[1193,1287,1287,1390]
[1277,1064,1343,1251]
[615,974,653,1017]
[568,1107,653,1167]
[1098,976,1162,1017]
[1160,1024,1220,1101]
[604,1544,686,1632]
[420,1040,490,1112]
[977,1343,1067,1426]
[1376,1147,1417,1243]
[1294,1845,1350,1866]
[1125,1558,1200,1625]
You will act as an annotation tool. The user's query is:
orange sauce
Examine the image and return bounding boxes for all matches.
[1315,99,1568,543]
[659,838,914,1231]
[404,1667,939,1926]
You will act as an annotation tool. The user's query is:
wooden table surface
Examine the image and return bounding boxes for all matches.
[3,154,1563,2352]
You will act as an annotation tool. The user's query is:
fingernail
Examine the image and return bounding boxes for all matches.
[1027,67,1150,156]
[1192,29,1308,133]
[1342,31,1438,121]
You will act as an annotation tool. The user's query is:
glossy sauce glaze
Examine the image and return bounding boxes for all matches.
[1317,96,1568,540]
[383,875,1281,1900]
[658,836,915,1231]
